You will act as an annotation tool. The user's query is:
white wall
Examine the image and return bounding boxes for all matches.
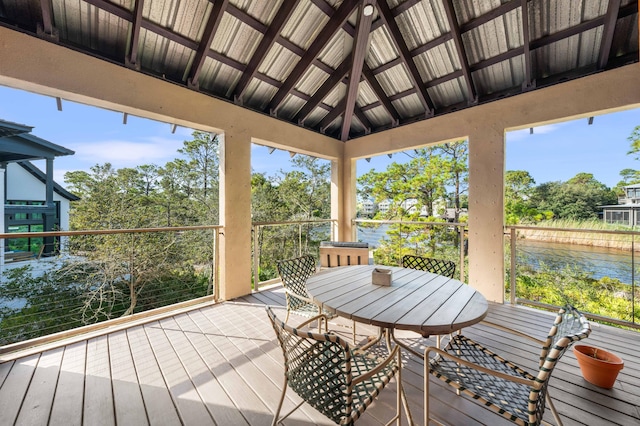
[5,162,72,231]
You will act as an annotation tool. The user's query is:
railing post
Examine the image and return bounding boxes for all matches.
[632,232,636,325]
[459,225,465,281]
[510,227,516,305]
[253,224,260,289]
[298,223,302,256]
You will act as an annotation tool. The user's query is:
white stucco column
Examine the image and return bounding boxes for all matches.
[218,130,252,300]
[467,127,505,302]
[331,156,357,241]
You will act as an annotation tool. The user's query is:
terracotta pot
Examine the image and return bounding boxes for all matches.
[573,345,624,389]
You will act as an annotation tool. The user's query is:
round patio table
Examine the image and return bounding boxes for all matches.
[305,264,488,337]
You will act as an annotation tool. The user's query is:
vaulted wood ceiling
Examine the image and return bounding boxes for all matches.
[0,0,638,141]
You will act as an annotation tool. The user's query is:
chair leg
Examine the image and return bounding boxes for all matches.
[545,391,563,426]
[385,349,402,426]
[352,320,357,345]
[424,353,430,426]
[271,377,288,426]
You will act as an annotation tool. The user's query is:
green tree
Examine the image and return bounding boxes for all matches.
[504,170,542,223]
[532,173,616,220]
[626,125,640,159]
[177,131,220,224]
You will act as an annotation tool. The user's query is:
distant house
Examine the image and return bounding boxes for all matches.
[601,184,640,226]
[1,119,78,263]
[360,198,377,216]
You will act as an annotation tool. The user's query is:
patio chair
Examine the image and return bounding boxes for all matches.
[424,305,591,426]
[277,255,356,342]
[401,254,456,278]
[266,306,401,426]
[391,254,458,354]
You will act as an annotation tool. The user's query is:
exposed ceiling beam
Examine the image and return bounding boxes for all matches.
[442,0,477,103]
[38,0,55,38]
[125,0,144,69]
[268,0,360,114]
[187,0,229,89]
[341,1,375,141]
[459,0,521,33]
[520,0,533,89]
[376,0,435,114]
[232,0,301,102]
[530,15,605,50]
[353,105,372,132]
[361,63,400,125]
[319,98,346,133]
[598,0,622,70]
[294,58,351,124]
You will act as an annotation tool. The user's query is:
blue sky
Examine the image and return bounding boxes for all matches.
[1,84,638,188]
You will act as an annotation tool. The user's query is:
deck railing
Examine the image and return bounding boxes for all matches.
[353,219,468,281]
[0,225,221,349]
[506,225,639,329]
[252,219,336,288]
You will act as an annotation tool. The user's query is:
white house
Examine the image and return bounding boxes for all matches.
[1,119,78,264]
[601,183,640,227]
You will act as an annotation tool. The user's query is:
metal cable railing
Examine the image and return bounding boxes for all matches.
[0,225,221,348]
[252,219,336,288]
[506,225,639,329]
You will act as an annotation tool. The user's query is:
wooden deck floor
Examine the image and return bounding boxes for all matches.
[0,285,639,425]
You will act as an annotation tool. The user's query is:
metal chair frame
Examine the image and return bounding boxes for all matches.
[424,305,591,426]
[267,306,401,426]
[276,255,332,332]
[401,255,456,278]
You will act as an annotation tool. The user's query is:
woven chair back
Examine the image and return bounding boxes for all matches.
[276,255,317,312]
[402,255,456,278]
[266,306,353,424]
[528,305,591,423]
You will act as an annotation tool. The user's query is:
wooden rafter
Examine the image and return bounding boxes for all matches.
[294,58,351,124]
[341,1,375,141]
[233,0,301,103]
[520,0,533,89]
[187,0,229,89]
[267,0,360,114]
[126,0,144,68]
[376,0,435,115]
[319,98,346,133]
[38,0,55,39]
[598,0,622,70]
[362,63,400,125]
[442,0,477,103]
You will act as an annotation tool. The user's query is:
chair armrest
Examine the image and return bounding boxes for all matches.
[424,346,533,387]
[480,321,546,346]
[295,313,331,330]
[352,345,401,384]
[283,288,316,305]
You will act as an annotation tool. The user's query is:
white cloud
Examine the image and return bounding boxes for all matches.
[68,137,183,166]
[507,124,562,142]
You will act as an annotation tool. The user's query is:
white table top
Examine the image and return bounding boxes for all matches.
[306,265,488,336]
